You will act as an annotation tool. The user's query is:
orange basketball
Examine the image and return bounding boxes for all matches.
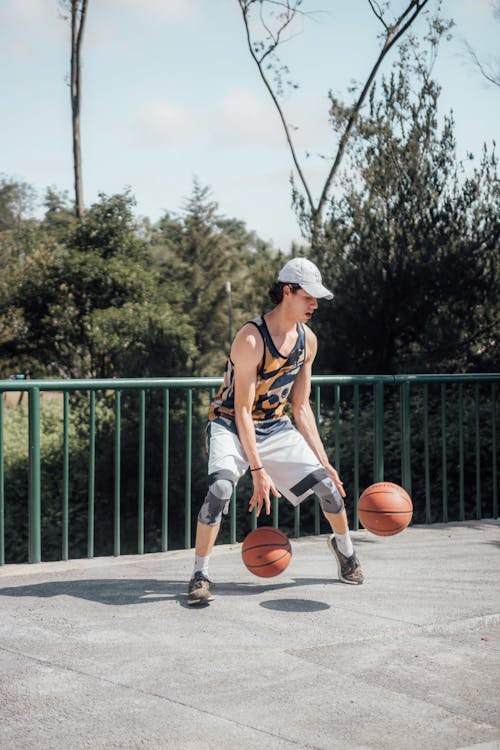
[358,482,413,536]
[241,527,292,578]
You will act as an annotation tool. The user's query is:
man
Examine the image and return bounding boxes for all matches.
[187,257,363,605]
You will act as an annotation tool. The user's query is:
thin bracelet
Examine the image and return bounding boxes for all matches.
[250,466,264,472]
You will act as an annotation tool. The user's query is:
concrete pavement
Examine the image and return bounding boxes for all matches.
[1,520,499,750]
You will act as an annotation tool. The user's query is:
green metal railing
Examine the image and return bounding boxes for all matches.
[0,374,498,565]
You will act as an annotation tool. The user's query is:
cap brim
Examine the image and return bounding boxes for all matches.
[301,283,333,300]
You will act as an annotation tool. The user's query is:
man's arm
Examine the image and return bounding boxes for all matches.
[291,327,346,498]
[231,324,281,516]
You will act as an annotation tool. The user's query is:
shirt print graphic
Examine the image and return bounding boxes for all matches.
[209,315,306,430]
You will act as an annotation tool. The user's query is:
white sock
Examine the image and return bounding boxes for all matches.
[193,554,210,577]
[334,532,354,558]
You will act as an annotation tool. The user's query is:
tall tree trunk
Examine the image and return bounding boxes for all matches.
[70,0,88,220]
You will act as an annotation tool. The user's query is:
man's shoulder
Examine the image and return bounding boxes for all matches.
[303,323,318,344]
[303,323,318,360]
[235,320,262,342]
[232,321,264,363]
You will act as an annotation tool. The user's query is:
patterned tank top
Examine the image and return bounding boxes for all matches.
[209,315,306,436]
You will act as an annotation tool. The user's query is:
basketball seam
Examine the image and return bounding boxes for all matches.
[245,552,290,569]
[358,509,412,515]
[242,543,291,553]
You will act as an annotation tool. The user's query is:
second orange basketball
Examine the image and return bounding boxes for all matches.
[241,527,292,577]
[358,482,413,536]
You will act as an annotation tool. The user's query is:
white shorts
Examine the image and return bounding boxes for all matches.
[207,421,329,506]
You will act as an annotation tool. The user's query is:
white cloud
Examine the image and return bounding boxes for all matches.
[211,88,336,156]
[212,90,284,147]
[0,0,67,60]
[135,100,195,144]
[0,0,57,27]
[458,0,493,13]
[286,93,337,151]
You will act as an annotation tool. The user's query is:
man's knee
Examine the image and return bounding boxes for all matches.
[316,477,345,515]
[198,471,235,526]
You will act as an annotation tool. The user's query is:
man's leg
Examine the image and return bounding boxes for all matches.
[187,477,234,606]
[322,508,363,585]
[188,423,247,605]
[195,520,221,557]
[323,508,348,536]
[191,520,221,577]
[315,482,363,585]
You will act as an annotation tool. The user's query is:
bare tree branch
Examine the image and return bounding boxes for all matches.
[368,0,389,30]
[463,39,500,89]
[238,0,433,243]
[315,1,430,227]
[460,1,499,87]
[239,0,316,214]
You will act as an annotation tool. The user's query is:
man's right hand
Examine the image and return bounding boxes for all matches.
[248,468,281,517]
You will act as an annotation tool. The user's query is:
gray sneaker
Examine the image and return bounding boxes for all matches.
[327,536,364,585]
[187,571,214,605]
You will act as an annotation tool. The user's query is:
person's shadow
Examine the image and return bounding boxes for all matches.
[0,576,337,609]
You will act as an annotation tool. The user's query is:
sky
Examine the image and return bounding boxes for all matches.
[0,0,499,251]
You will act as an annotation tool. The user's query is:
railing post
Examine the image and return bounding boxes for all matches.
[314,385,321,536]
[400,380,412,496]
[334,384,341,470]
[458,383,465,521]
[28,387,41,563]
[0,395,4,565]
[474,383,481,520]
[423,384,431,524]
[441,383,448,523]
[162,389,169,552]
[185,389,192,549]
[353,384,359,530]
[88,390,96,558]
[231,486,238,543]
[62,392,69,561]
[294,505,300,538]
[138,389,146,554]
[373,380,384,482]
[251,506,257,531]
[492,383,498,519]
[114,390,121,557]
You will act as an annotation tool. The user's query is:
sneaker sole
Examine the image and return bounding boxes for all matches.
[187,594,214,605]
[327,537,363,585]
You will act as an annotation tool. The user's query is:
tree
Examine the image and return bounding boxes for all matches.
[310,61,500,375]
[238,0,451,246]
[1,191,196,379]
[0,175,36,233]
[151,180,283,374]
[59,0,88,219]
[0,177,44,377]
[42,186,76,242]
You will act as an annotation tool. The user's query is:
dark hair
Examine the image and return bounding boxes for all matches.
[268,282,301,305]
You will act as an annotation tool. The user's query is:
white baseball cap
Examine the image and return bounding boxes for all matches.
[277,257,333,300]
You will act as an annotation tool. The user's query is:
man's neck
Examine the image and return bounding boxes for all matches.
[264,306,298,336]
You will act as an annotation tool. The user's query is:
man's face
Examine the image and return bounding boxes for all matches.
[286,286,318,322]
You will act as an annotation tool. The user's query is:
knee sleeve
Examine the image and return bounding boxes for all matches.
[315,477,345,515]
[198,471,235,526]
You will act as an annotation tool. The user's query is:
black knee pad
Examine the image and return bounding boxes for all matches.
[315,477,345,515]
[198,470,235,526]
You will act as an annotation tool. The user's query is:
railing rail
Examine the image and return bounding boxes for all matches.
[0,374,498,565]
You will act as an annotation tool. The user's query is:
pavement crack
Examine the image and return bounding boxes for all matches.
[288,612,500,656]
[0,644,322,750]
